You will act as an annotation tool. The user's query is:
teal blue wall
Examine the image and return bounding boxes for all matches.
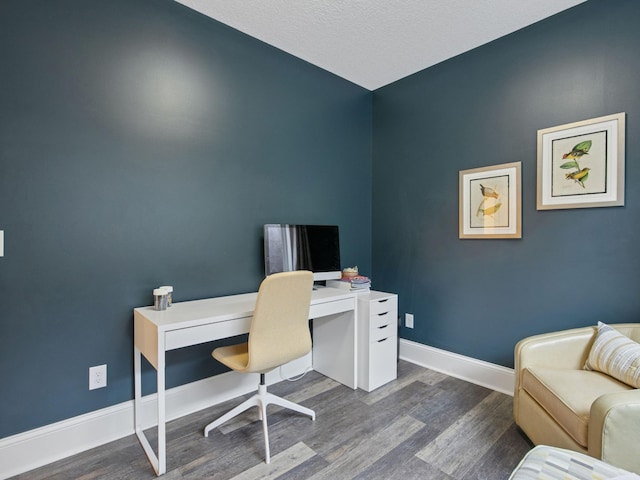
[4,0,640,442]
[372,0,640,367]
[0,0,372,438]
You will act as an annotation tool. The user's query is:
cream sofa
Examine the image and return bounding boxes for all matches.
[514,323,640,474]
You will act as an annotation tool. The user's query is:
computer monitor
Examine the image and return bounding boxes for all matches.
[263,224,341,281]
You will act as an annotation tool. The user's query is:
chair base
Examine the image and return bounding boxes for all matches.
[203,383,315,464]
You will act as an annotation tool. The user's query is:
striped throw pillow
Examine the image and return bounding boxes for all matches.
[585,322,640,388]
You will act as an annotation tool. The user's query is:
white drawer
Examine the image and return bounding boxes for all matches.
[371,322,395,342]
[310,297,355,319]
[370,310,394,331]
[367,336,397,390]
[370,295,397,316]
[165,317,252,350]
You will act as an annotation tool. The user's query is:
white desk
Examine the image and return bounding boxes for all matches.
[133,287,358,476]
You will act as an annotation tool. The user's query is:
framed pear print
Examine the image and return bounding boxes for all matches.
[459,162,521,239]
[537,112,625,210]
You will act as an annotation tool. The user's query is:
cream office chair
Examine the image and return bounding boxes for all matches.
[203,270,316,464]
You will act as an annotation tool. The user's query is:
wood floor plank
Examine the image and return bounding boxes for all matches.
[415,391,515,478]
[229,442,316,480]
[303,379,435,461]
[409,375,494,434]
[307,415,426,480]
[464,424,533,480]
[352,422,451,480]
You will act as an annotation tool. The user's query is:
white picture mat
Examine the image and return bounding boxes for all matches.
[461,165,519,237]
[537,112,625,210]
[539,119,619,206]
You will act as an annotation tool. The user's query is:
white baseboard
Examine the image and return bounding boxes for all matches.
[0,345,511,479]
[0,369,273,480]
[399,339,515,396]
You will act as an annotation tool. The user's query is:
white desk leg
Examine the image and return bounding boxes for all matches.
[157,350,166,475]
[134,345,166,476]
[134,346,142,433]
[312,309,358,389]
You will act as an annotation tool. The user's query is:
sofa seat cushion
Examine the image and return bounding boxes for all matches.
[522,367,631,446]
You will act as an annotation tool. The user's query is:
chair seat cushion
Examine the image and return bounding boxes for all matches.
[213,343,249,371]
[522,367,631,446]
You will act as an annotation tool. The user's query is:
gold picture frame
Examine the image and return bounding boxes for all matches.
[459,162,522,239]
[537,112,625,210]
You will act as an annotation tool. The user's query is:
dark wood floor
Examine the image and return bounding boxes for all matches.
[12,361,533,479]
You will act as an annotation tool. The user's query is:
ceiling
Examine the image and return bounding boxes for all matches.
[175,0,586,91]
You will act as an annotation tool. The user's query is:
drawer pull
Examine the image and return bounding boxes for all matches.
[378,299,389,303]
[377,311,389,317]
[377,337,388,343]
[378,324,389,330]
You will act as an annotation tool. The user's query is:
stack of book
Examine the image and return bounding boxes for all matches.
[327,275,371,292]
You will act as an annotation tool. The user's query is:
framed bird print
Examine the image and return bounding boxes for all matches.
[537,112,625,210]
[459,162,522,239]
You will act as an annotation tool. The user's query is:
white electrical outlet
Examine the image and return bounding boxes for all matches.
[405,313,414,329]
[89,364,107,390]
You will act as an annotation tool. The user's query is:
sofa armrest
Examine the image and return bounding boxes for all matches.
[589,389,640,474]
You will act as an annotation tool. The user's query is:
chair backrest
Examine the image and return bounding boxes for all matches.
[245,270,314,373]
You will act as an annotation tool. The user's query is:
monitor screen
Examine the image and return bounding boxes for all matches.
[264,224,341,281]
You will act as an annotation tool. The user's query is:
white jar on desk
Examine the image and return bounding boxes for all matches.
[153,288,169,311]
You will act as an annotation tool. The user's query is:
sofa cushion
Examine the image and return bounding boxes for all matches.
[585,322,640,388]
[522,367,631,446]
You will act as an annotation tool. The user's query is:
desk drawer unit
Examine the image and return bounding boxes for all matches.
[357,291,398,392]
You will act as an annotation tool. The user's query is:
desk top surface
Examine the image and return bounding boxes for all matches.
[134,287,356,329]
